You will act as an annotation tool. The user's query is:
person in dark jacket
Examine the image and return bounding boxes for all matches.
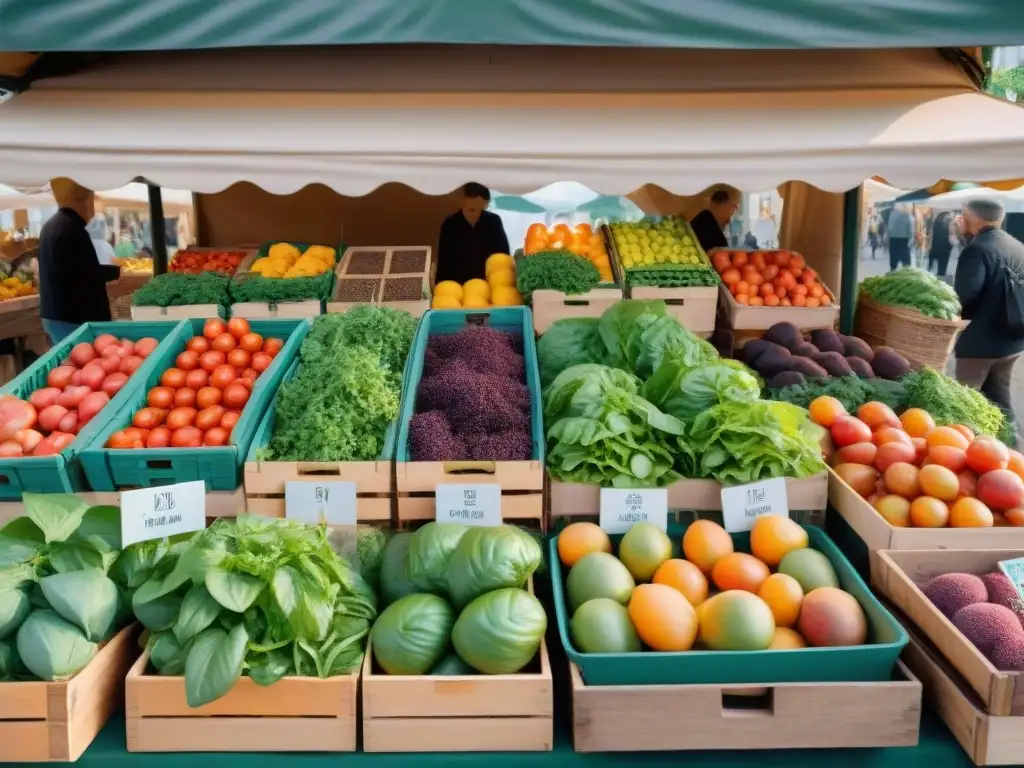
[689,189,738,254]
[38,179,120,344]
[928,211,955,278]
[954,198,1024,443]
[435,182,510,285]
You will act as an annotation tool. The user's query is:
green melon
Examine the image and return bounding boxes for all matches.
[777,548,839,593]
[698,591,775,651]
[617,522,673,582]
[565,552,635,613]
[570,598,641,653]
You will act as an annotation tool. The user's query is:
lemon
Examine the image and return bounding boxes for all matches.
[487,268,516,289]
[485,253,514,276]
[491,286,523,307]
[462,279,491,301]
[431,294,462,309]
[462,294,491,309]
[434,281,464,302]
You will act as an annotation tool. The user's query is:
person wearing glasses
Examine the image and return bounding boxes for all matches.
[690,189,738,253]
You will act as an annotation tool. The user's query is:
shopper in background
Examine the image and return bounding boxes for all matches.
[86,216,116,266]
[690,189,738,253]
[37,179,120,345]
[435,182,510,285]
[927,211,955,278]
[953,198,1024,444]
[887,203,913,270]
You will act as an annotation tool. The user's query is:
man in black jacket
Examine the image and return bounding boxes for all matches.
[38,179,120,344]
[689,189,738,253]
[435,183,510,285]
[954,198,1024,444]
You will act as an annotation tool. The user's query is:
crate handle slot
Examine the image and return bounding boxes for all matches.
[464,313,491,326]
[145,460,174,469]
[563,300,591,307]
[664,298,686,306]
[0,474,9,486]
[296,465,343,477]
[721,687,774,718]
[441,461,497,475]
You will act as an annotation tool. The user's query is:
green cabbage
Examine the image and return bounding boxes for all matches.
[406,523,469,594]
[0,588,30,640]
[379,533,418,606]
[451,588,547,674]
[445,526,542,609]
[642,358,762,428]
[16,610,97,681]
[536,318,605,387]
[371,594,455,675]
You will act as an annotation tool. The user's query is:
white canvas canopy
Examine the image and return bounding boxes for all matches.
[0,183,192,214]
[918,185,1024,213]
[0,46,1023,196]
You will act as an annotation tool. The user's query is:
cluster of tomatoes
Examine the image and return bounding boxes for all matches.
[107,318,283,450]
[711,249,832,308]
[169,249,247,276]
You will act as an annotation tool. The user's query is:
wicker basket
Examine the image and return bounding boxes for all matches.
[854,295,968,370]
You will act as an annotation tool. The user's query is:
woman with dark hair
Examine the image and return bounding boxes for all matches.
[928,211,955,278]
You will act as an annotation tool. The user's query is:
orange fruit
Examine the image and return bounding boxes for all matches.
[769,627,808,649]
[1007,450,1024,481]
[926,446,968,474]
[966,437,1011,475]
[627,583,698,651]
[682,520,734,574]
[857,402,900,431]
[652,558,709,607]
[900,408,936,438]
[749,515,808,567]
[948,497,994,528]
[757,573,804,628]
[1005,508,1024,526]
[557,522,611,567]
[808,396,847,428]
[873,427,913,448]
[873,495,912,527]
[950,424,976,442]
[909,496,950,528]
[884,462,921,499]
[711,552,771,594]
[918,464,960,502]
[926,426,971,452]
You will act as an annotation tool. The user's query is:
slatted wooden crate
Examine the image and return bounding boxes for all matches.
[327,245,431,316]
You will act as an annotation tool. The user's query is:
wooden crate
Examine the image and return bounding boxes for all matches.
[0,489,247,527]
[830,468,1024,550]
[396,459,544,528]
[327,246,431,316]
[629,285,718,337]
[244,457,393,522]
[718,284,839,331]
[872,549,1024,717]
[230,300,323,319]
[130,303,223,320]
[362,635,552,752]
[531,287,623,334]
[125,651,357,753]
[0,625,138,763]
[569,660,920,752]
[903,626,1024,765]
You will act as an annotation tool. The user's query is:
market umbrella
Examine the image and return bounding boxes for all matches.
[920,185,1024,214]
[574,195,642,220]
[491,195,546,214]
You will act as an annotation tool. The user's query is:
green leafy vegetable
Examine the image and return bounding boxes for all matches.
[444,527,542,610]
[370,593,454,675]
[229,270,334,304]
[16,610,97,681]
[536,318,605,388]
[860,267,962,320]
[767,375,907,413]
[643,358,761,428]
[39,569,119,641]
[184,624,249,708]
[450,588,547,675]
[379,533,417,606]
[626,268,720,287]
[132,272,231,307]
[407,523,469,594]
[900,367,1010,442]
[516,250,601,303]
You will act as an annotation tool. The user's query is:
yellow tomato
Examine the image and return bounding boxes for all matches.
[462,294,490,309]
[462,279,490,301]
[485,253,514,276]
[431,294,462,309]
[487,268,516,289]
[491,286,523,307]
[434,281,463,302]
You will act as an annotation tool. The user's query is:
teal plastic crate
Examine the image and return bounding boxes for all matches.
[78,318,309,492]
[395,307,545,463]
[0,320,188,500]
[549,523,908,686]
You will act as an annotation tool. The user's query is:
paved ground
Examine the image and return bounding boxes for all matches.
[857,243,1023,443]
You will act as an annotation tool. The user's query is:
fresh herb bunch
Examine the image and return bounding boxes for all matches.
[901,368,1010,443]
[262,307,417,462]
[627,269,720,288]
[132,272,230,307]
[767,375,908,413]
[516,250,601,302]
[132,516,378,708]
[229,270,334,305]
[859,267,961,320]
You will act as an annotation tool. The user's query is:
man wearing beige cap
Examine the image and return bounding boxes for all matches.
[38,179,120,344]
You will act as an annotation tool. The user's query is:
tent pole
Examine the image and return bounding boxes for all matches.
[838,187,862,334]
[147,183,168,274]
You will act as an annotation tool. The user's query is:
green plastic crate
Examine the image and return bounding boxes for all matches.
[78,318,309,492]
[0,320,189,500]
[549,522,907,686]
[395,307,545,463]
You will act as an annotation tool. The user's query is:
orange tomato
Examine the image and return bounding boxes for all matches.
[774,251,791,267]
[748,296,765,306]
[713,252,732,273]
[809,396,847,428]
[557,522,611,567]
[628,584,698,652]
[732,252,749,268]
[711,552,771,593]
[858,402,900,431]
[759,283,774,297]
[762,264,779,281]
[734,280,751,297]
[722,267,741,285]
[682,520,734,574]
[926,426,971,452]
[900,408,936,438]
[791,294,807,307]
[805,298,821,308]
[765,294,781,306]
[736,294,750,305]
[909,496,950,528]
[1008,450,1024,481]
[652,559,709,607]
[950,424,976,442]
[751,253,767,271]
[949,497,994,528]
[809,284,824,299]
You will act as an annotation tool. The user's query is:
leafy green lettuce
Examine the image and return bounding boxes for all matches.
[643,358,761,428]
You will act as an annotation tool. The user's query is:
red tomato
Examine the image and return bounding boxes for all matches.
[133,407,166,430]
[79,365,106,391]
[167,407,197,430]
[176,350,200,371]
[212,333,237,353]
[221,412,241,433]
[196,386,222,409]
[185,369,210,390]
[69,342,97,368]
[134,338,159,358]
[120,355,145,376]
[173,388,197,408]
[196,405,226,431]
[47,366,76,389]
[203,427,230,446]
[222,383,250,410]
[227,318,251,339]
[263,338,284,357]
[211,365,237,390]
[107,430,136,449]
[251,352,272,373]
[199,350,226,373]
[147,387,175,409]
[160,368,187,389]
[204,319,227,340]
[226,348,251,369]
[239,333,263,353]
[123,427,150,445]
[93,334,119,355]
[101,372,129,396]
[146,426,172,448]
[97,355,121,375]
[186,336,210,354]
[170,426,203,448]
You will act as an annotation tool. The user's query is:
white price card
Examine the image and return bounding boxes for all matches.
[285,481,357,526]
[120,481,207,546]
[721,477,790,533]
[435,484,502,527]
[998,558,1024,615]
[599,489,668,534]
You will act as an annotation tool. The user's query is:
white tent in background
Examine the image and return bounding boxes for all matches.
[0,182,193,214]
[922,185,1024,214]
